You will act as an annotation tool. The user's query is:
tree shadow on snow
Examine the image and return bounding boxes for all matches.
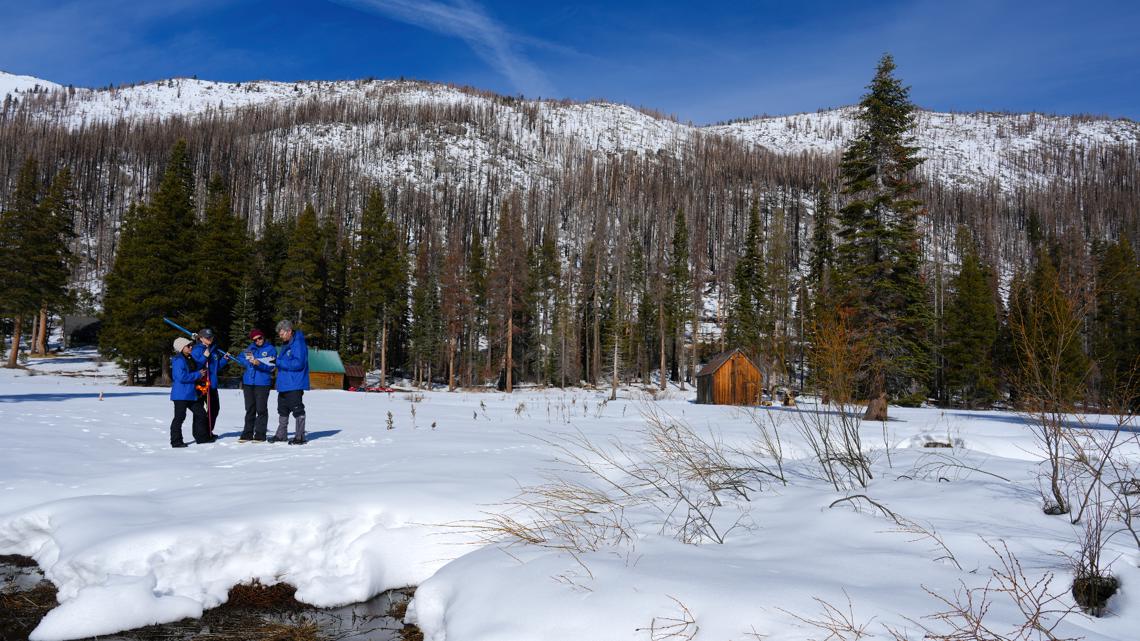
[0,391,157,403]
[942,410,1138,433]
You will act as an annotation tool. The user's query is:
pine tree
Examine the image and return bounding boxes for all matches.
[276,203,323,337]
[194,174,248,347]
[667,207,690,387]
[318,215,348,351]
[229,273,258,344]
[834,54,933,407]
[728,201,764,360]
[763,206,793,388]
[0,158,42,367]
[466,227,488,383]
[440,232,471,390]
[410,235,442,387]
[1008,253,1090,408]
[347,189,406,383]
[489,198,528,392]
[943,235,999,408]
[1092,238,1140,408]
[100,140,199,384]
[32,168,78,355]
[808,186,836,303]
[256,206,290,334]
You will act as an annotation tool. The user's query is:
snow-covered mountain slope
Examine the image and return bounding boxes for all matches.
[8,72,1140,193]
[708,107,1140,191]
[0,70,61,98]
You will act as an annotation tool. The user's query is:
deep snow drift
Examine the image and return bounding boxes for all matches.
[1,350,1137,640]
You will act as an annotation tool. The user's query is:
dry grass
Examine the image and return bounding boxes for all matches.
[222,580,307,611]
[0,580,59,640]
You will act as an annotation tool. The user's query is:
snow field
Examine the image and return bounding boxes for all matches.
[2,354,1138,640]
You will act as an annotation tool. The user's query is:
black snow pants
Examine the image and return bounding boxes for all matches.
[171,399,210,445]
[242,385,271,439]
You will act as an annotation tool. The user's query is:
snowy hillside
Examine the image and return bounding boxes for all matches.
[0,70,61,98]
[708,107,1140,191]
[1,352,1138,640]
[9,72,1138,193]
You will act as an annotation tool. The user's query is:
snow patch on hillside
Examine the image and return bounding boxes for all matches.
[0,71,61,99]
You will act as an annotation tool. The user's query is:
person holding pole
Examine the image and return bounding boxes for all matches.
[170,337,210,447]
[270,320,310,445]
[191,328,230,436]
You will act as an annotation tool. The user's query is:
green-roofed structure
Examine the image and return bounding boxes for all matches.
[309,349,346,389]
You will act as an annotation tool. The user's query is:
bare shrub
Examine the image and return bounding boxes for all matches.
[468,406,773,551]
[918,540,1079,641]
[797,308,874,490]
[637,596,699,641]
[779,591,875,641]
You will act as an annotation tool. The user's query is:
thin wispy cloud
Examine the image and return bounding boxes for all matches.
[335,0,556,97]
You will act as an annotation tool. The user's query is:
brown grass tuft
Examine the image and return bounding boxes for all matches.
[223,580,306,611]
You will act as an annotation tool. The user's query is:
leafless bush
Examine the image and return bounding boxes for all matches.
[918,540,1079,641]
[890,517,963,571]
[740,409,788,486]
[461,481,634,554]
[1008,272,1095,515]
[470,406,772,551]
[900,451,1013,484]
[779,591,875,641]
[829,494,903,525]
[637,596,699,641]
[797,308,874,490]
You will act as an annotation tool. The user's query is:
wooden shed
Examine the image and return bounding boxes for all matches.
[696,349,763,405]
[309,349,346,390]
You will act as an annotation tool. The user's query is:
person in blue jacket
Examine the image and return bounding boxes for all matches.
[170,337,210,447]
[191,327,231,436]
[239,328,277,442]
[270,319,310,445]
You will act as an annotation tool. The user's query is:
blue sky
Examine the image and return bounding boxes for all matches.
[2,0,1137,124]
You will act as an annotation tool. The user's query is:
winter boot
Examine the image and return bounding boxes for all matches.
[289,414,307,445]
[270,414,289,443]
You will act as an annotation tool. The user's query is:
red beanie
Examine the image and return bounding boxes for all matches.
[249,329,265,340]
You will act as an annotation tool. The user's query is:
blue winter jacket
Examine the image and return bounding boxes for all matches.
[170,354,204,401]
[275,330,310,392]
[191,341,231,387]
[240,341,277,386]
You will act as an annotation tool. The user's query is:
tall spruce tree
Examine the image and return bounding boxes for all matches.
[347,189,406,382]
[0,159,42,367]
[667,208,690,386]
[101,140,198,384]
[943,234,999,408]
[1008,252,1090,407]
[835,54,933,408]
[194,174,248,347]
[489,198,528,392]
[410,235,442,387]
[728,201,764,360]
[808,186,836,304]
[1092,238,1140,408]
[466,228,488,383]
[276,203,323,338]
[34,168,78,351]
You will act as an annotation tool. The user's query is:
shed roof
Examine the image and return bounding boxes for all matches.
[696,348,758,378]
[309,349,346,374]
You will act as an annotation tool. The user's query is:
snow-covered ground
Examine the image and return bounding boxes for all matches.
[2,350,1138,640]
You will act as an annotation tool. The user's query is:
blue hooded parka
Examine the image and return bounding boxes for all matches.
[275,329,310,392]
[241,341,277,386]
